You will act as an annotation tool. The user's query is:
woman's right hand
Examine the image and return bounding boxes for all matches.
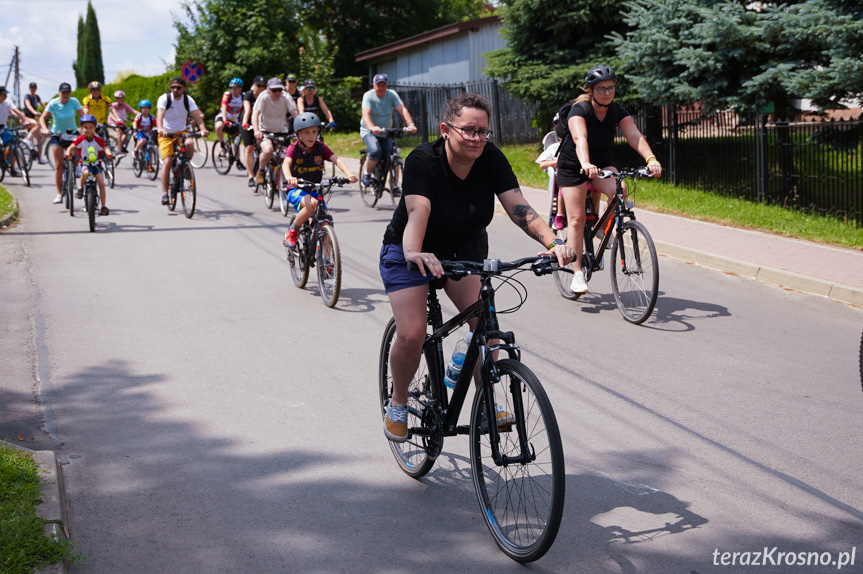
[405,249,441,278]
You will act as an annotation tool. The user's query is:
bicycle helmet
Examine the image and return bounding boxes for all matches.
[139,99,152,108]
[88,81,102,90]
[229,77,243,88]
[114,90,126,98]
[585,65,616,87]
[80,114,97,125]
[294,112,322,130]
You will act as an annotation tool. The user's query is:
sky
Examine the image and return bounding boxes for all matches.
[0,0,183,102]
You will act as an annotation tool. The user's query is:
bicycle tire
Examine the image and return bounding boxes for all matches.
[358,154,378,208]
[65,161,75,215]
[19,142,33,173]
[132,149,144,178]
[0,144,8,183]
[470,358,565,563]
[38,137,51,165]
[86,186,96,232]
[190,137,208,169]
[552,228,581,300]
[168,169,178,212]
[286,215,309,288]
[105,157,115,189]
[388,157,404,206]
[212,140,232,175]
[609,220,658,324]
[378,318,438,478]
[146,145,160,180]
[14,145,30,187]
[316,224,341,308]
[180,162,196,218]
[263,166,275,209]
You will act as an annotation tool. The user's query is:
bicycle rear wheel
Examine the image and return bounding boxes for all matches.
[180,162,197,218]
[212,140,232,175]
[470,359,564,563]
[263,165,275,209]
[14,145,30,187]
[609,220,658,325]
[104,157,115,189]
[65,161,75,215]
[285,215,309,288]
[132,149,144,177]
[316,224,341,307]
[387,157,404,206]
[358,154,377,207]
[552,228,580,300]
[190,137,208,168]
[378,318,438,478]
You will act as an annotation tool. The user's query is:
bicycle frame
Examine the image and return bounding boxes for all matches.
[417,273,534,467]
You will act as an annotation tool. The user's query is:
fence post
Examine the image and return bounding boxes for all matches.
[491,79,503,147]
[668,106,679,186]
[755,114,768,203]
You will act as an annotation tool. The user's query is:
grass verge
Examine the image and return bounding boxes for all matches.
[0,184,19,226]
[0,443,81,573]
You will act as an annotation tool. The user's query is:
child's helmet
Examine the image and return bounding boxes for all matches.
[294,112,321,130]
[80,114,97,125]
[139,99,152,108]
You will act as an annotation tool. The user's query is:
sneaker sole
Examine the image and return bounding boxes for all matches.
[384,426,408,443]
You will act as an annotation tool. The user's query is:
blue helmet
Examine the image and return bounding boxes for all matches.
[139,99,152,108]
[229,77,243,87]
[80,114,97,125]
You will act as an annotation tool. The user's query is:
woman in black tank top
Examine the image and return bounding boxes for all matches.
[556,66,662,294]
[298,79,335,126]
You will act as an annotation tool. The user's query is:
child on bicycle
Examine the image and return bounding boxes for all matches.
[66,114,113,215]
[281,112,357,247]
[132,100,156,157]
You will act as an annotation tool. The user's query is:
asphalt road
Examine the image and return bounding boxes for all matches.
[2,156,862,573]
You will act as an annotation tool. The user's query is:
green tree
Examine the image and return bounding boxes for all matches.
[78,1,105,87]
[73,16,86,88]
[295,29,362,129]
[483,0,631,129]
[612,0,863,115]
[173,0,301,117]
[303,0,488,78]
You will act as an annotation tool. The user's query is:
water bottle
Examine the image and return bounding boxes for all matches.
[444,331,472,389]
[87,145,97,162]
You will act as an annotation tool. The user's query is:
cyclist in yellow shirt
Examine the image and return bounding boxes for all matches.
[81,81,112,125]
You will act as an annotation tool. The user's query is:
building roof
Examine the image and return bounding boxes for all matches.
[355,15,501,63]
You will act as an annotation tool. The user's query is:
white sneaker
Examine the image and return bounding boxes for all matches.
[570,270,589,294]
[53,194,63,204]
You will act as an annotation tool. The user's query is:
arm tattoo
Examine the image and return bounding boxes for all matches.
[510,203,544,242]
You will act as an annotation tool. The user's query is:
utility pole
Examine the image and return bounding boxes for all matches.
[4,47,20,107]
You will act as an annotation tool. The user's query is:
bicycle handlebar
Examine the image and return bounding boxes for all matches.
[296,177,351,190]
[408,255,566,278]
[380,127,411,137]
[596,166,654,179]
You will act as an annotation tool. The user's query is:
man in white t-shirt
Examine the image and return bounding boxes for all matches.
[251,77,298,184]
[155,77,209,204]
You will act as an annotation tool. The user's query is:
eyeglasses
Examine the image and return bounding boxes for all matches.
[170,86,184,91]
[594,86,615,95]
[270,89,283,93]
[287,80,297,83]
[445,124,492,141]
[304,87,316,91]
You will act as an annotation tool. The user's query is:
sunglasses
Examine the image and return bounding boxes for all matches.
[270,88,283,93]
[287,80,297,83]
[304,86,316,91]
[170,86,184,91]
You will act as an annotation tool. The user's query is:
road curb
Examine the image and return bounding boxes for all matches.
[3,442,69,574]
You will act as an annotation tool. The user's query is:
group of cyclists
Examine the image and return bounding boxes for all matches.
[2,64,662,444]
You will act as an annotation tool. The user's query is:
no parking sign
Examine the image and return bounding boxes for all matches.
[182,61,205,84]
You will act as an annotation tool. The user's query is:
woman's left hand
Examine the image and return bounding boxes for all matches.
[541,243,575,267]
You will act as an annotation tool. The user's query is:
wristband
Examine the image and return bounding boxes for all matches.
[645,155,656,163]
[548,238,565,250]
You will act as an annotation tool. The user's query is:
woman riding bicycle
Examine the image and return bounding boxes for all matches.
[379,92,574,442]
[556,65,662,294]
[38,82,84,204]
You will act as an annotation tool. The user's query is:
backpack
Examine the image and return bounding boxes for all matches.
[164,93,190,112]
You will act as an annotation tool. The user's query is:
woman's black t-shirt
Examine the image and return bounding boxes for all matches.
[382,137,519,259]
[558,100,630,169]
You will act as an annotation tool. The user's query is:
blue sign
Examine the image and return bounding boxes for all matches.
[182,61,205,84]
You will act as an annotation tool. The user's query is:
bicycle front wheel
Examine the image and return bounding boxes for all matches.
[552,228,580,300]
[358,154,377,208]
[470,359,565,562]
[146,146,160,180]
[104,157,115,189]
[14,145,30,187]
[379,318,438,478]
[609,220,658,325]
[190,137,208,168]
[132,149,143,177]
[86,187,96,232]
[180,162,197,218]
[285,215,309,288]
[212,140,231,175]
[316,224,341,308]
[263,166,275,209]
[65,161,75,215]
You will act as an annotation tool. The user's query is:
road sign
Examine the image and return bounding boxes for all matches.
[182,61,205,84]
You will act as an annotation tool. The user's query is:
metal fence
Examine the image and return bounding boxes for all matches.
[617,103,863,226]
[388,80,541,147]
